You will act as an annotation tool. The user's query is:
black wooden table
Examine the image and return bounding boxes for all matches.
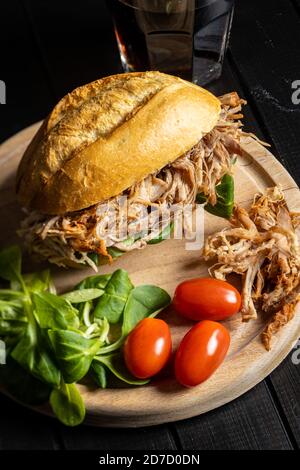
[0,0,299,451]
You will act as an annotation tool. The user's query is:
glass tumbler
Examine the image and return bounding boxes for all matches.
[107,0,234,85]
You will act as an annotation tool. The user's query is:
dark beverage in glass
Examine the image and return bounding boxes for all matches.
[107,0,234,85]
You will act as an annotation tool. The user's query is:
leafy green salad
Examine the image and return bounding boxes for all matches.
[0,246,171,426]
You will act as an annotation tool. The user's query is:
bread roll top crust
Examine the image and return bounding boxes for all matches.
[16,72,221,214]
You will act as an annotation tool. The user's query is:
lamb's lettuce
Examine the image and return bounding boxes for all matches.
[0,245,171,427]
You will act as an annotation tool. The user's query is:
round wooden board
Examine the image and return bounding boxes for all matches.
[0,123,300,427]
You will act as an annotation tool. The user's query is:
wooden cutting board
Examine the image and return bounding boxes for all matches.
[0,123,300,427]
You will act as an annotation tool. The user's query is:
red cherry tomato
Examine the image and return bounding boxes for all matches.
[175,320,230,387]
[173,277,241,321]
[124,318,172,379]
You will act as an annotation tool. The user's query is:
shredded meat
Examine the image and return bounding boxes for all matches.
[19,92,246,270]
[202,186,300,350]
[262,297,300,351]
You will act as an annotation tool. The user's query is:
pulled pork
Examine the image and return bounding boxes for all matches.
[19,92,246,270]
[202,186,300,350]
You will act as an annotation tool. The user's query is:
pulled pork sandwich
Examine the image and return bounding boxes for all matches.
[202,186,300,350]
[16,71,246,270]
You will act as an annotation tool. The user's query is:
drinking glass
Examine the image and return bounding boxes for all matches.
[107,0,234,85]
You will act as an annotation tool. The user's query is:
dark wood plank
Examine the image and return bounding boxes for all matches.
[172,381,292,450]
[208,59,265,141]
[58,424,177,451]
[23,0,122,101]
[0,0,54,143]
[0,394,62,450]
[229,0,300,184]
[268,350,300,447]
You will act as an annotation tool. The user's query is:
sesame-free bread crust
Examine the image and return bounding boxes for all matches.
[16,72,221,214]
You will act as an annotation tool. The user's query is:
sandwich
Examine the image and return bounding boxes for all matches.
[16,71,246,270]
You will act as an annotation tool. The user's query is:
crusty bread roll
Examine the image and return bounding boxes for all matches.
[16,71,221,215]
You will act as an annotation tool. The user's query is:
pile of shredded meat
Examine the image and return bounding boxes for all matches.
[202,186,300,350]
[19,92,247,270]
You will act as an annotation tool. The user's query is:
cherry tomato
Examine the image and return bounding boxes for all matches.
[124,318,172,379]
[175,320,230,387]
[173,277,241,321]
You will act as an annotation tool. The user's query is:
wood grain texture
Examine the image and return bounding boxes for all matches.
[58,424,177,451]
[0,123,299,428]
[171,381,292,450]
[268,352,300,447]
[229,0,300,183]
